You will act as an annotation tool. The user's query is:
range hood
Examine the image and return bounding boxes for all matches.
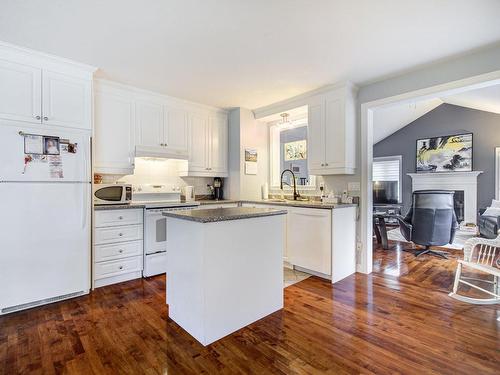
[135,145,188,160]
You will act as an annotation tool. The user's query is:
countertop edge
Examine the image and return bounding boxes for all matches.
[163,208,287,223]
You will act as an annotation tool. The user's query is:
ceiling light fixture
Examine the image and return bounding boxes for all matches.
[280,113,291,126]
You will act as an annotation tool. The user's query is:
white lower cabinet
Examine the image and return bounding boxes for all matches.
[93,208,144,288]
[241,203,357,282]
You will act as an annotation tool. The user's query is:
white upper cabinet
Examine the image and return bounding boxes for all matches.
[0,60,42,123]
[307,84,357,175]
[0,43,95,130]
[307,95,326,171]
[208,114,228,174]
[164,105,188,155]
[94,84,135,175]
[135,99,164,150]
[186,112,209,172]
[179,111,228,177]
[94,79,227,175]
[134,97,190,158]
[42,70,91,130]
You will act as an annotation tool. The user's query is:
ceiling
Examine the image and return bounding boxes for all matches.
[373,84,500,144]
[1,1,500,109]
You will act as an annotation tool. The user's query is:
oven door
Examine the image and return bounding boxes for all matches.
[144,209,167,255]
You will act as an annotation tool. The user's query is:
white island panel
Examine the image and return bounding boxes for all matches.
[166,214,284,346]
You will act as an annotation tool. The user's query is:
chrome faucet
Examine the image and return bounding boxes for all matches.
[280,169,301,200]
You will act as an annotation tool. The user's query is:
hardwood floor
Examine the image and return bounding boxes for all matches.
[1,241,499,374]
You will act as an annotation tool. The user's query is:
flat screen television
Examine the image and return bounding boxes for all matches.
[373,181,399,204]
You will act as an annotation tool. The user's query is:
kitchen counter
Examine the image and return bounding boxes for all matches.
[197,199,240,205]
[241,199,358,210]
[165,205,285,346]
[94,203,146,210]
[163,207,287,223]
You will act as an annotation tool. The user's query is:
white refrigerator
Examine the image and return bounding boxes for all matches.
[0,122,91,315]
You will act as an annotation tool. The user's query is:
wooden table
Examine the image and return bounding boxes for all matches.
[373,214,399,250]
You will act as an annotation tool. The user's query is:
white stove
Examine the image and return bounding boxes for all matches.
[133,184,199,277]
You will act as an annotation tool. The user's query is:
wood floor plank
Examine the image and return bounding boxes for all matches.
[1,240,499,374]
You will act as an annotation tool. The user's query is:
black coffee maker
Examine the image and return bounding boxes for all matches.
[214,177,223,200]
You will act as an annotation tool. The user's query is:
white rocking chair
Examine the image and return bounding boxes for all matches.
[449,234,500,305]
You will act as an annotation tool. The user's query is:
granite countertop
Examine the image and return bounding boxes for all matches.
[163,207,287,223]
[94,203,146,210]
[197,199,240,205]
[241,199,358,210]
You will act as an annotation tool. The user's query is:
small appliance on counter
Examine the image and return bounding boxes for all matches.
[133,184,199,277]
[93,183,132,205]
[183,185,195,202]
[214,177,223,200]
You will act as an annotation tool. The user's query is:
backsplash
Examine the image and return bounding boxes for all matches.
[96,158,214,196]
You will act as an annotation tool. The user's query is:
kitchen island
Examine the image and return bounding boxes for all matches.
[163,207,287,346]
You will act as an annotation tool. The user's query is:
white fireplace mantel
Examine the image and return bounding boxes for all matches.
[407,171,483,224]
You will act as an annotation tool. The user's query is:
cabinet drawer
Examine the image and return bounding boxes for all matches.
[95,208,143,227]
[94,224,143,245]
[94,240,143,262]
[94,256,143,280]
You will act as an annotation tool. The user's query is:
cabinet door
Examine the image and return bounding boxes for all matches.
[94,90,135,174]
[135,100,164,149]
[42,70,91,129]
[164,106,188,155]
[187,112,209,172]
[208,114,228,175]
[287,207,331,275]
[0,60,42,123]
[307,96,325,171]
[324,91,345,168]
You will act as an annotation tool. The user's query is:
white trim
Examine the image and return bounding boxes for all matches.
[360,69,500,275]
[496,147,500,201]
[253,81,358,119]
[0,40,97,79]
[268,120,316,191]
[94,78,228,114]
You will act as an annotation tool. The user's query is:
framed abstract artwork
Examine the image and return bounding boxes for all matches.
[416,133,472,173]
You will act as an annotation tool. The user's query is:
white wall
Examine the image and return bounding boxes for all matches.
[227,108,269,200]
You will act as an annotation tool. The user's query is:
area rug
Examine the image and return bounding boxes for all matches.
[386,228,477,250]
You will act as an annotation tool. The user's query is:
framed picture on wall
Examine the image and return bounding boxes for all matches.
[416,133,472,173]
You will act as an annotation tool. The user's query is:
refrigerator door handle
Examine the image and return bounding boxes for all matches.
[82,182,89,229]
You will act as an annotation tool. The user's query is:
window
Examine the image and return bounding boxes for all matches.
[269,119,316,189]
[373,156,402,204]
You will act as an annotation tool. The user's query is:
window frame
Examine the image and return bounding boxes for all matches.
[269,119,316,191]
[372,155,403,204]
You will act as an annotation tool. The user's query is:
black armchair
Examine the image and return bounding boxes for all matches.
[397,190,458,258]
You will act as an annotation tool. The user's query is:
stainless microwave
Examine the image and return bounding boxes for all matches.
[93,184,132,205]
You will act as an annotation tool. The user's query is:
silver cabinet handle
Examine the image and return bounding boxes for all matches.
[119,266,123,270]
[118,233,123,237]
[35,115,41,120]
[43,116,48,121]
[119,249,124,253]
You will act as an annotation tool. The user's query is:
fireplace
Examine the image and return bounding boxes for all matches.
[408,171,482,224]
[454,190,465,223]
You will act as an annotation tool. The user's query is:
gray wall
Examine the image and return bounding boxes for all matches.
[374,103,500,212]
